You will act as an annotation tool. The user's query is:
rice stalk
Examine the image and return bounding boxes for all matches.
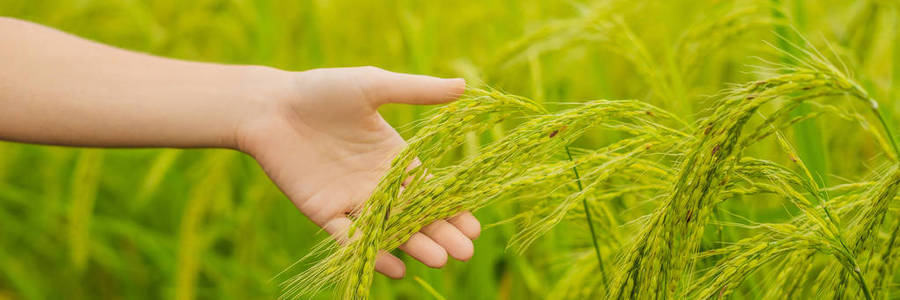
[67,149,104,272]
[609,37,893,299]
[564,145,606,286]
[280,89,682,299]
[174,152,233,300]
[413,276,447,300]
[276,8,900,300]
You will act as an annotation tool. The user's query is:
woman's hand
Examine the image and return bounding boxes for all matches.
[236,66,481,278]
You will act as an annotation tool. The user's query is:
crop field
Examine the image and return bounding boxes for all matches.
[2,0,900,299]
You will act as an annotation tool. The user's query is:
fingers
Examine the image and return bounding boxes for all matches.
[448,211,482,240]
[397,162,476,263]
[357,66,466,107]
[322,217,406,279]
[322,214,480,277]
[421,220,474,261]
[398,214,480,266]
[398,232,448,268]
[318,182,482,277]
[375,250,406,279]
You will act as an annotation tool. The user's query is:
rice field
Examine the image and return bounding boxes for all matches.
[2,0,900,299]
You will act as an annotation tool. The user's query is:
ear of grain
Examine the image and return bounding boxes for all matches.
[280,89,682,299]
[279,8,900,300]
[610,38,893,299]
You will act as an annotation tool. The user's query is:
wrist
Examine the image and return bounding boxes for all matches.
[230,65,295,153]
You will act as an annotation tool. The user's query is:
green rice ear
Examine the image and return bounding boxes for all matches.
[276,8,900,300]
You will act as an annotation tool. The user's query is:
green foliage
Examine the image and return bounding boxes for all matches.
[3,0,900,299]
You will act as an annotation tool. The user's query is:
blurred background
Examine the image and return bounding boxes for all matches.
[0,0,897,299]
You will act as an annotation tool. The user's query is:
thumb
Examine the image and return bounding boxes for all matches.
[360,67,466,107]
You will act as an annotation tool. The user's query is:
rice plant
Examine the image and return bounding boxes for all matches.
[279,2,900,299]
[3,1,900,299]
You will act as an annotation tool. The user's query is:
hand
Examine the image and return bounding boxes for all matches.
[0,19,480,276]
[237,66,481,278]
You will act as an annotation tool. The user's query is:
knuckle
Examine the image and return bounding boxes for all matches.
[352,67,388,104]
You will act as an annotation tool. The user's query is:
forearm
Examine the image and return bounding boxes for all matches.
[0,17,288,149]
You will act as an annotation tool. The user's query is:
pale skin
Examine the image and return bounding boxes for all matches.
[0,17,480,278]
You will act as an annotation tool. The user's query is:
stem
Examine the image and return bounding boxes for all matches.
[565,146,608,288]
[871,102,900,161]
[852,262,873,300]
[770,0,829,187]
[885,216,900,264]
[871,213,900,296]
[836,238,873,300]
